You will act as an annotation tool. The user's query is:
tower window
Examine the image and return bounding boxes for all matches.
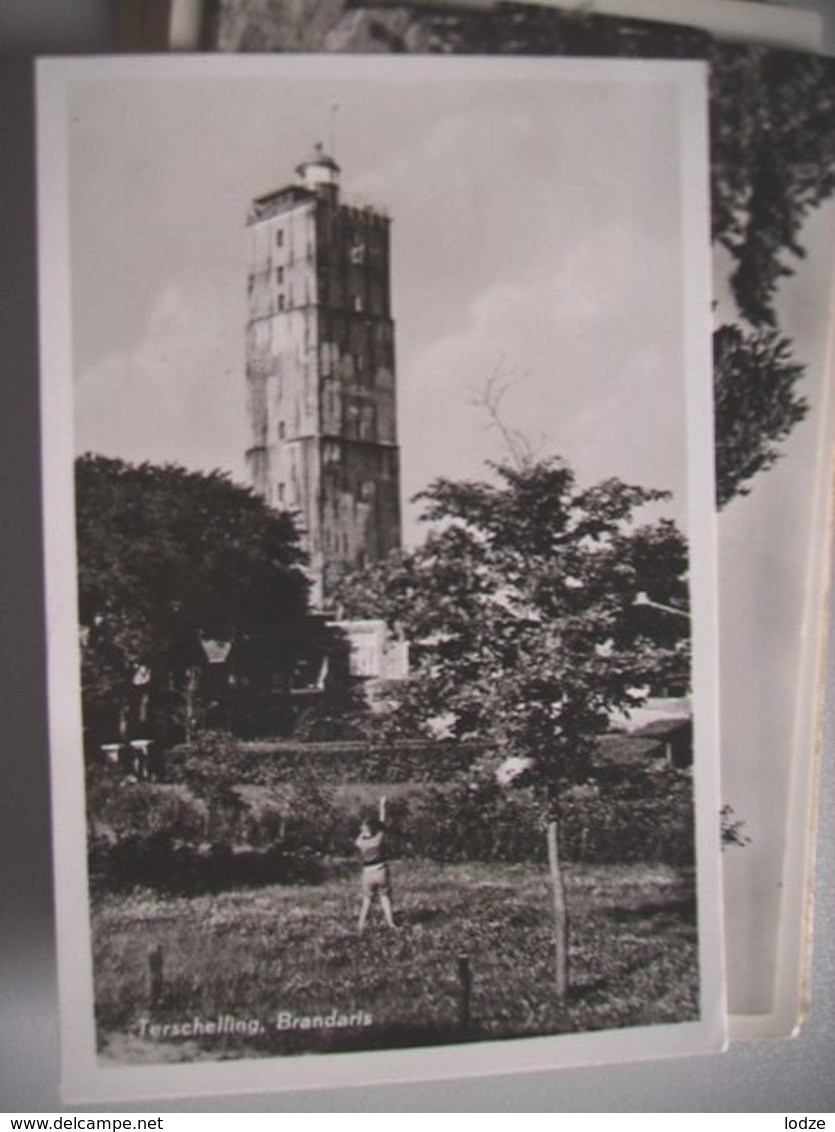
[353,295,363,313]
[278,421,285,439]
[278,483,285,502]
[276,229,284,247]
[277,266,284,284]
[278,294,285,311]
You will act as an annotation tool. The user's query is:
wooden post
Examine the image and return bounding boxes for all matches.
[184,667,199,745]
[457,954,471,1035]
[547,819,568,1000]
[148,944,164,1009]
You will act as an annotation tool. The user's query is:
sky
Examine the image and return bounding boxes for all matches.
[67,55,703,543]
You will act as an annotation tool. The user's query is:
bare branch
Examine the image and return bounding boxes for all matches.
[470,359,541,470]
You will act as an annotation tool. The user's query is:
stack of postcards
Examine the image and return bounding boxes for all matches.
[35,0,835,1103]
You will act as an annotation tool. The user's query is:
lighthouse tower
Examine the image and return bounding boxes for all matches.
[245,144,401,607]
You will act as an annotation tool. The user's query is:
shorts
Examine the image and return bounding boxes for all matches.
[361,862,391,898]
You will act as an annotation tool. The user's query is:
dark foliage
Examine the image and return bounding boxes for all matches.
[215,0,708,59]
[710,45,835,330]
[334,458,690,800]
[707,46,835,505]
[393,770,694,868]
[90,834,324,895]
[165,731,484,787]
[89,734,695,892]
[75,455,312,745]
[713,324,808,506]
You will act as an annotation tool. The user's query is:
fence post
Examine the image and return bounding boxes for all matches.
[457,954,471,1035]
[547,819,568,1001]
[148,944,164,1009]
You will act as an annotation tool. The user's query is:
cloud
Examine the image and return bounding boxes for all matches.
[353,107,538,207]
[74,275,248,484]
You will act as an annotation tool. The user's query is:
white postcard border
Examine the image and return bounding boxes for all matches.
[37,52,724,1104]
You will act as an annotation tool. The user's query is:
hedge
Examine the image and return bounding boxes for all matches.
[88,740,695,891]
[164,732,486,788]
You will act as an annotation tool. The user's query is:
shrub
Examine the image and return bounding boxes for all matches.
[395,780,545,863]
[386,769,694,867]
[87,774,206,845]
[558,769,695,866]
[165,734,484,789]
[90,834,325,894]
[87,734,695,895]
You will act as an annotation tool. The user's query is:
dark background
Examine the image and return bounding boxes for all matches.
[1,0,834,1111]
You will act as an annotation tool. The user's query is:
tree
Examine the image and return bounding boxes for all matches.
[713,325,807,507]
[76,455,311,745]
[710,45,835,330]
[339,459,689,763]
[336,457,691,995]
[709,45,835,505]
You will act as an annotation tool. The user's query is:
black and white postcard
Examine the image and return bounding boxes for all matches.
[37,54,723,1102]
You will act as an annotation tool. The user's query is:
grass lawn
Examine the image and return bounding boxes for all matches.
[92,860,699,1062]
